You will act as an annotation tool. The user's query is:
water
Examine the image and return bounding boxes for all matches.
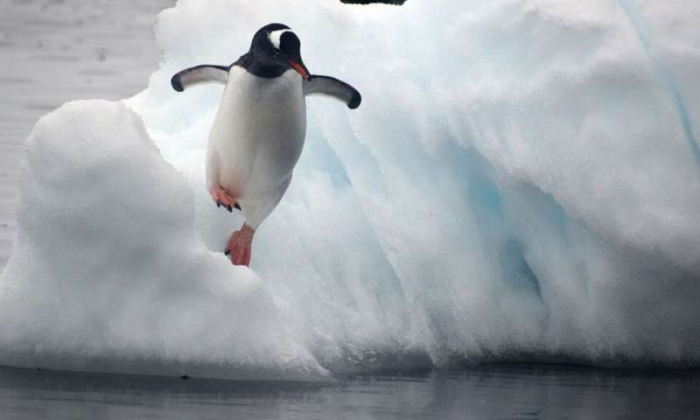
[0,364,698,419]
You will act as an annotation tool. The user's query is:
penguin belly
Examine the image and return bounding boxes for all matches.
[206,67,307,229]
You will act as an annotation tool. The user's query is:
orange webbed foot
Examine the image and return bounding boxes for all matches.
[224,224,254,266]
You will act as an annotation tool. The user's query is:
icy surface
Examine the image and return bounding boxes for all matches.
[2,0,700,378]
[0,101,325,379]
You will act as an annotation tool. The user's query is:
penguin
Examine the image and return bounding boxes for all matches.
[171,23,362,266]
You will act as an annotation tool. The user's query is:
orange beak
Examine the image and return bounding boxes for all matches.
[289,61,309,80]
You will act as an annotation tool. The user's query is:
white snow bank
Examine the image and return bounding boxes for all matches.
[0,100,325,380]
[2,0,700,377]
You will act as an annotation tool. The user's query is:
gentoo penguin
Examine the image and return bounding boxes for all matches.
[171,23,361,266]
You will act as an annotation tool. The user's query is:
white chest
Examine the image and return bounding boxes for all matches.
[207,67,307,196]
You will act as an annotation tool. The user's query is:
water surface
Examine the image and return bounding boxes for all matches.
[1,364,698,419]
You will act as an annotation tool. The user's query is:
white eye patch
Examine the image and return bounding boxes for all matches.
[268,29,293,50]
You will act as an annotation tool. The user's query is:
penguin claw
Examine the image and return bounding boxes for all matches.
[210,185,239,213]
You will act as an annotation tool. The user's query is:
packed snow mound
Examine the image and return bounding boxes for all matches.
[2,0,700,378]
[0,100,326,380]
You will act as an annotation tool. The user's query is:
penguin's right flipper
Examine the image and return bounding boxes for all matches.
[171,65,230,92]
[303,75,362,109]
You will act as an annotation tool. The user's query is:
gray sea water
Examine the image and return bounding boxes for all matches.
[1,364,699,420]
[2,1,700,419]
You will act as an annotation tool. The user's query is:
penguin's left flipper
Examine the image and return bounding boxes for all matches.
[171,64,230,92]
[303,75,362,109]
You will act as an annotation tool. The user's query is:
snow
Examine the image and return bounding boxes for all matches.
[0,100,325,379]
[1,0,700,378]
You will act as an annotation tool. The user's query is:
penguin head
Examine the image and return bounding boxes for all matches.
[249,23,310,80]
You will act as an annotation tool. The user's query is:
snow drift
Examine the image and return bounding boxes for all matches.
[0,100,325,379]
[1,0,700,378]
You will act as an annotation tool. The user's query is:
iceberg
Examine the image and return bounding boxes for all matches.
[1,0,700,378]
